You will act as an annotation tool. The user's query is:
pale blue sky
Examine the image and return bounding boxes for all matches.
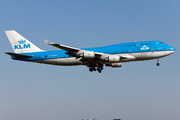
[0,0,180,120]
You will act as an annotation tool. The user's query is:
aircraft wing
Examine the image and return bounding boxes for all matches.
[44,40,135,65]
[44,39,103,57]
[44,39,81,52]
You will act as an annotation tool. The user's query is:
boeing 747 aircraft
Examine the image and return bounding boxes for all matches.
[5,30,176,73]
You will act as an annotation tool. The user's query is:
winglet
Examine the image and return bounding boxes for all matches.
[44,39,54,45]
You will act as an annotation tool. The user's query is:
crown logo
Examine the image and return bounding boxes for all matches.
[18,39,26,44]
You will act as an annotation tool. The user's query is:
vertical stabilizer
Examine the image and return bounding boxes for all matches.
[5,30,43,53]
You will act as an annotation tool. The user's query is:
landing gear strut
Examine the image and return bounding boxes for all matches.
[156,59,160,66]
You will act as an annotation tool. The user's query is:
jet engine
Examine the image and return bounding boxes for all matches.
[103,55,120,62]
[76,50,95,59]
[105,63,122,67]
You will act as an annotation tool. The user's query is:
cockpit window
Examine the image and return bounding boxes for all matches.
[160,42,164,44]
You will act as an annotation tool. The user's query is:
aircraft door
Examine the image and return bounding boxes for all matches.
[136,42,140,47]
[128,49,132,54]
[136,42,141,51]
[41,56,44,60]
[151,47,154,52]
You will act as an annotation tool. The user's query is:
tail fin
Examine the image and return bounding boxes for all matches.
[5,30,43,53]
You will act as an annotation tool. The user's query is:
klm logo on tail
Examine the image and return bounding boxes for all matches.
[14,39,30,49]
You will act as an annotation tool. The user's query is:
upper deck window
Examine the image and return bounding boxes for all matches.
[123,44,136,47]
[160,42,164,44]
[140,43,151,45]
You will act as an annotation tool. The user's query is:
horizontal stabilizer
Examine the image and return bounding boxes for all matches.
[5,52,34,58]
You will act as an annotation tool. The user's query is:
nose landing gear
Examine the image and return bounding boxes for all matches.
[156,59,160,66]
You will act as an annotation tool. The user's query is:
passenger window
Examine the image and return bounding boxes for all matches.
[160,42,164,44]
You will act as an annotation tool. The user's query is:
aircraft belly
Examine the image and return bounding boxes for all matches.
[43,57,83,66]
[131,51,175,61]
[142,51,173,59]
[25,51,175,66]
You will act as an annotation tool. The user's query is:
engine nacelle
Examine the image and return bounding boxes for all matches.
[106,63,122,67]
[83,51,95,59]
[111,63,122,67]
[103,55,120,62]
[76,50,95,59]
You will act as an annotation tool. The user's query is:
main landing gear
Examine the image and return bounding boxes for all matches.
[89,64,103,73]
[156,59,160,66]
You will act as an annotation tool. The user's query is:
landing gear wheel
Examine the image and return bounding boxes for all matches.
[97,68,102,73]
[93,67,96,71]
[97,69,101,73]
[89,68,93,72]
[156,63,160,66]
[156,59,160,66]
[98,64,104,70]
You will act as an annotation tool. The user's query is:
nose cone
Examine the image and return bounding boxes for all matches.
[167,44,176,51]
[172,47,176,51]
[165,44,176,55]
[169,46,176,55]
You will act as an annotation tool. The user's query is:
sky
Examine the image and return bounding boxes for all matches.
[0,0,180,120]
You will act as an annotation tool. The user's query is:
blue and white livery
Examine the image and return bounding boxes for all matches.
[5,30,176,73]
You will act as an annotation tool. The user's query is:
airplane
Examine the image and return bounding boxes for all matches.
[5,30,176,73]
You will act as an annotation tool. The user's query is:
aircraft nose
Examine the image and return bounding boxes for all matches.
[169,46,176,55]
[169,46,176,52]
[172,47,176,51]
